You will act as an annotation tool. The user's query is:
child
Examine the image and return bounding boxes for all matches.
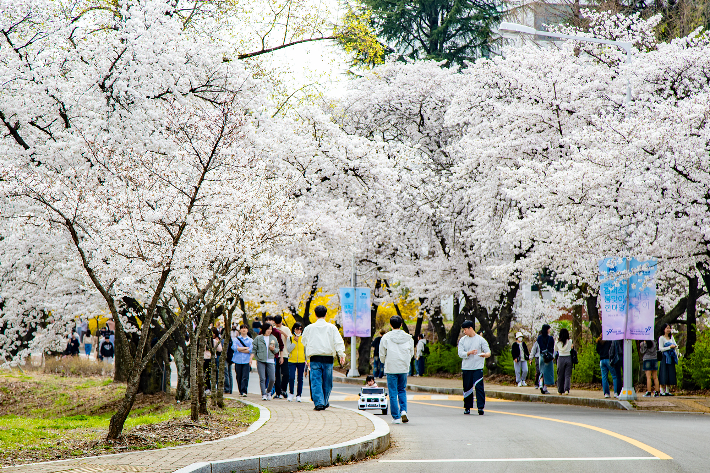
[365,375,378,387]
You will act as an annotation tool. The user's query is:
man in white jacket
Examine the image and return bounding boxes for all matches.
[379,316,414,424]
[302,305,346,411]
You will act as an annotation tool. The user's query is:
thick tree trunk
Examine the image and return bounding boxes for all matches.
[571,304,584,348]
[685,276,698,358]
[446,293,464,346]
[189,323,201,421]
[413,313,424,341]
[586,295,601,339]
[430,305,447,344]
[107,371,141,439]
[113,326,132,382]
[174,344,190,402]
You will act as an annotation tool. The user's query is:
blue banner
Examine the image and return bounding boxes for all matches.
[599,257,628,340]
[340,287,371,337]
[627,259,656,340]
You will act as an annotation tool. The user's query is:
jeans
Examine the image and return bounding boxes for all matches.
[257,361,275,396]
[416,358,425,376]
[224,362,233,393]
[386,373,408,419]
[373,357,384,378]
[600,359,617,396]
[514,360,528,384]
[84,343,92,357]
[288,362,306,396]
[309,361,334,408]
[611,361,623,395]
[275,357,290,395]
[235,363,250,395]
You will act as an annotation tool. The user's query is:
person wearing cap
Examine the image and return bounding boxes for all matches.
[457,320,491,415]
[511,332,529,387]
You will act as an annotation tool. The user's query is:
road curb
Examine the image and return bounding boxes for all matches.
[333,375,633,411]
[173,403,390,473]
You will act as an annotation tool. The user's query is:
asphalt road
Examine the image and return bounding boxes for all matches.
[179,369,709,472]
[320,380,709,473]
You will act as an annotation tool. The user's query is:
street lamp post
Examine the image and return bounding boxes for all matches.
[498,22,637,401]
[348,254,360,377]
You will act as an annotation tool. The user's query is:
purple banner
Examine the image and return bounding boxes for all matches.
[340,287,371,337]
[599,258,627,340]
[626,259,656,340]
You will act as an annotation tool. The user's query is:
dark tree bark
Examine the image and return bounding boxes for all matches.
[685,276,698,359]
[586,295,601,339]
[413,313,424,341]
[429,304,447,344]
[571,304,584,348]
[446,293,466,346]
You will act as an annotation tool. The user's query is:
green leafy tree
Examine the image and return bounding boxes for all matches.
[359,0,503,67]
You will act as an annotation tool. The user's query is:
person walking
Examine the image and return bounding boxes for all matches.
[99,334,114,363]
[414,334,428,377]
[658,323,679,396]
[537,324,555,394]
[457,320,491,415]
[302,305,346,411]
[372,329,386,378]
[224,327,235,394]
[287,322,307,402]
[511,332,529,387]
[596,336,616,398]
[232,324,253,397]
[84,330,95,358]
[379,316,415,423]
[529,339,541,388]
[555,328,573,395]
[254,322,280,400]
[640,339,660,397]
[272,315,292,399]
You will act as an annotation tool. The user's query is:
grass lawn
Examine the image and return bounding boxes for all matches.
[0,369,258,466]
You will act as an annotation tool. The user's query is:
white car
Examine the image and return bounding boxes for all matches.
[358,386,388,415]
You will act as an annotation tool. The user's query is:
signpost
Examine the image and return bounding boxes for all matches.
[341,257,372,377]
[599,257,656,401]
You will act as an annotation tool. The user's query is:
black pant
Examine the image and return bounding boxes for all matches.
[235,363,250,395]
[463,369,485,410]
[275,357,290,395]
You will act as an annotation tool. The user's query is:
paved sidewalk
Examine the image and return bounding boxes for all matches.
[1,394,373,473]
[335,374,710,413]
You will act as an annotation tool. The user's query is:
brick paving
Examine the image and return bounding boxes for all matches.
[1,394,373,473]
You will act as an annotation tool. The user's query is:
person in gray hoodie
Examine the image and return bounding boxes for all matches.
[457,320,491,415]
[379,316,414,424]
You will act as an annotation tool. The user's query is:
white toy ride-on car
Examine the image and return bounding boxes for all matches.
[358,386,388,415]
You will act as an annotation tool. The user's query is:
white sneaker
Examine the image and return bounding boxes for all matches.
[287,393,293,402]
[392,418,402,424]
[296,396,301,402]
[401,411,408,423]
[517,381,522,387]
[604,393,610,398]
[522,382,527,386]
[267,393,273,400]
[262,395,268,400]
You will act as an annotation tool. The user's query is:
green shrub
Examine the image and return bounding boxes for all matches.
[684,330,710,389]
[571,339,601,384]
[495,348,515,377]
[424,343,461,375]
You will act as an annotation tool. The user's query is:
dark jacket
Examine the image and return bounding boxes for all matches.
[99,340,115,358]
[609,340,623,365]
[372,336,383,358]
[511,341,529,361]
[596,340,612,360]
[536,334,554,355]
[65,338,80,356]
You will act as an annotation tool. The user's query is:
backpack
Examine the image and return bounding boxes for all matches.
[422,342,430,357]
[226,338,235,362]
[571,347,579,366]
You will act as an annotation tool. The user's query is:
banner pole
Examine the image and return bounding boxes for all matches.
[619,258,636,401]
[348,254,360,377]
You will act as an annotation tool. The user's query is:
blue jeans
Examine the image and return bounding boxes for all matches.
[289,362,306,396]
[387,373,408,419]
[416,358,425,376]
[309,361,333,408]
[84,343,92,357]
[600,359,618,396]
[373,357,384,378]
[224,362,233,393]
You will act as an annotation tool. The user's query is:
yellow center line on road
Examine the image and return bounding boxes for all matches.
[407,400,673,461]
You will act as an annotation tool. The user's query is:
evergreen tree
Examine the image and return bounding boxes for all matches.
[360,0,503,67]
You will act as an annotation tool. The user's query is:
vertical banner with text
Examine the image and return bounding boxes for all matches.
[626,259,657,340]
[599,258,628,340]
[340,287,371,337]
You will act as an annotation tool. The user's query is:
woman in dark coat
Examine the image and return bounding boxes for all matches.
[536,324,555,394]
